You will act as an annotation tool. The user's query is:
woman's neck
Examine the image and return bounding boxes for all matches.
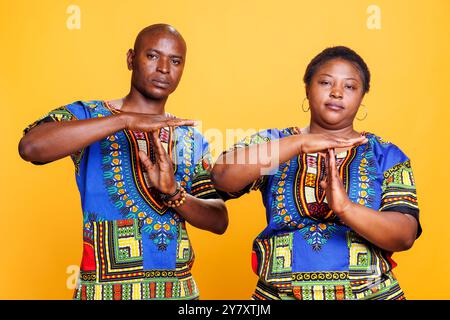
[307,122,360,139]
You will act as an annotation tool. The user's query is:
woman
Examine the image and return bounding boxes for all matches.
[212,46,421,300]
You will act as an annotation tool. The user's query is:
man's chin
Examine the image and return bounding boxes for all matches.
[143,89,170,101]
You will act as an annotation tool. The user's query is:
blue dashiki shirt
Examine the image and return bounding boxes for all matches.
[219,127,421,300]
[24,100,220,300]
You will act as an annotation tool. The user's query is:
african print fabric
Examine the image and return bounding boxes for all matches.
[220,127,420,300]
[25,100,219,300]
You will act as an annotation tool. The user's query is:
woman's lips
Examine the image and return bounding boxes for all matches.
[324,102,344,111]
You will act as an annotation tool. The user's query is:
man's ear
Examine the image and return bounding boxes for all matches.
[126,49,135,70]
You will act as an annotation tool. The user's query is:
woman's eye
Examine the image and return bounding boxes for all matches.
[319,81,330,85]
[345,85,356,90]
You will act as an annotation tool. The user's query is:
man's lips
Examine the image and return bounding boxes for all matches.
[151,79,170,89]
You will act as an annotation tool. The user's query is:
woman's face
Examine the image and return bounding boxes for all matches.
[307,58,365,130]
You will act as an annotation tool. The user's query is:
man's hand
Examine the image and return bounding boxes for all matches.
[122,112,196,132]
[138,131,177,195]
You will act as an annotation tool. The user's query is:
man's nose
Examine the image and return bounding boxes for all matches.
[157,57,170,74]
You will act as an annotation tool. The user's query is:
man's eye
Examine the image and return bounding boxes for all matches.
[147,54,158,60]
[319,81,330,85]
[172,60,180,65]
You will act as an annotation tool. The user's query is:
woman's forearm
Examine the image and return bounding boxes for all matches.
[339,203,418,252]
[212,135,303,192]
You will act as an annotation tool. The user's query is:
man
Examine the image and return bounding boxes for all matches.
[19,24,228,300]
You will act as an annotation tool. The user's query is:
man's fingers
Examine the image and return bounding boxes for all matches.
[151,131,171,164]
[166,119,198,127]
[138,150,154,171]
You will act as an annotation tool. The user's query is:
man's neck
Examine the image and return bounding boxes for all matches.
[119,88,168,115]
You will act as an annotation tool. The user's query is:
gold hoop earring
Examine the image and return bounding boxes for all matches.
[356,104,368,121]
[301,97,310,112]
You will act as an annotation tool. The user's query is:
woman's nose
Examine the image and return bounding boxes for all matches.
[330,87,343,99]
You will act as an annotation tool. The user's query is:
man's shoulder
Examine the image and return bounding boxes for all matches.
[63,100,111,118]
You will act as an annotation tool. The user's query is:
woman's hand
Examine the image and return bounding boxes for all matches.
[138,131,177,195]
[297,133,367,154]
[319,148,354,216]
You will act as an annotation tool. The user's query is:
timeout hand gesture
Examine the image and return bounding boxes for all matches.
[319,148,354,217]
[124,112,197,133]
[138,131,177,195]
[299,133,368,154]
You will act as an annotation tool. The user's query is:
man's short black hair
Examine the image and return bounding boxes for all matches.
[303,46,371,93]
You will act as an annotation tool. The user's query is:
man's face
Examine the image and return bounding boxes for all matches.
[128,31,186,100]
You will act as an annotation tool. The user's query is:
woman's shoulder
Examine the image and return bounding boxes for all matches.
[364,132,411,169]
[256,126,301,139]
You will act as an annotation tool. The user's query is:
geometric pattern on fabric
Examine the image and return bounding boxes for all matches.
[252,279,283,300]
[252,233,293,293]
[380,160,419,212]
[348,232,405,300]
[190,151,217,199]
[291,271,353,300]
[93,219,144,282]
[22,106,85,173]
[293,150,356,222]
[176,222,194,265]
[23,106,76,135]
[73,276,199,300]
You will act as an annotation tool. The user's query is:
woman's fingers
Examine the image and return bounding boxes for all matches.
[328,148,338,179]
[332,136,368,148]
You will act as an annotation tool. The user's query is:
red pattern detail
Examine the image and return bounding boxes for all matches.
[81,285,87,300]
[166,282,173,298]
[150,282,156,298]
[187,279,193,296]
[293,286,301,299]
[386,252,398,269]
[335,285,345,300]
[113,284,122,300]
[81,242,95,271]
[117,218,134,227]
[160,128,169,143]
[251,251,258,275]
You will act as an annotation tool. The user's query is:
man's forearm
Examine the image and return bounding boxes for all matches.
[174,196,228,235]
[19,113,127,163]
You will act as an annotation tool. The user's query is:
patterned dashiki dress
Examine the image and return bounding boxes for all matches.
[24,100,220,300]
[219,127,421,300]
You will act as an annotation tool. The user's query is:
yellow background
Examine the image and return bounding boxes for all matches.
[1,0,449,299]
